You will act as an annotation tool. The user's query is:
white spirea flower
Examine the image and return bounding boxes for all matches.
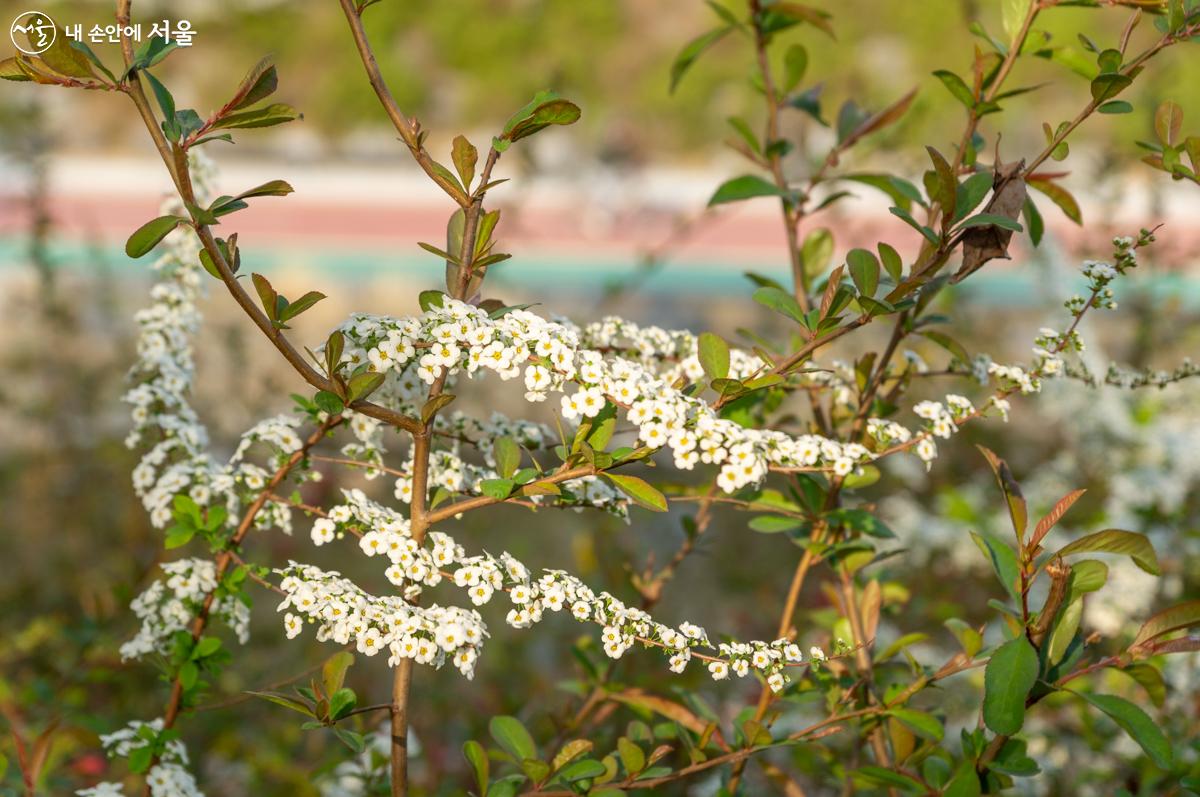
[93,720,203,796]
[289,492,819,687]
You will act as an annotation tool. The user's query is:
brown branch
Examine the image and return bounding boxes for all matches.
[138,417,339,794]
[1025,20,1200,175]
[424,463,597,525]
[748,0,811,311]
[113,3,422,436]
[334,0,471,206]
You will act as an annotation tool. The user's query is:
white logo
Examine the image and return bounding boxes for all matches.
[10,10,56,55]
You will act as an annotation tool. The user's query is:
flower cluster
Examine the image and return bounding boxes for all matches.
[120,558,250,661]
[987,361,1041,395]
[293,490,823,691]
[1098,358,1200,390]
[278,562,488,678]
[121,159,317,535]
[324,299,893,492]
[1031,327,1081,376]
[76,720,203,797]
[1065,231,1151,314]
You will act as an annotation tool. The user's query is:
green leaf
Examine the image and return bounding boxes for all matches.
[164,525,195,549]
[853,766,926,793]
[226,57,278,112]
[1047,597,1082,665]
[192,133,235,148]
[1001,0,1026,42]
[251,273,279,322]
[918,329,969,364]
[878,242,903,282]
[212,103,301,131]
[953,171,994,222]
[933,69,976,108]
[418,290,447,312]
[556,758,607,782]
[617,737,645,775]
[669,27,731,93]
[489,715,536,762]
[988,738,1041,777]
[278,290,325,322]
[322,651,354,696]
[889,206,940,244]
[126,215,185,258]
[1133,600,1200,649]
[1023,196,1044,246]
[783,43,808,91]
[493,436,521,479]
[178,660,198,690]
[1067,560,1108,603]
[958,213,1023,232]
[878,631,929,661]
[943,762,982,797]
[1124,662,1167,707]
[551,739,593,772]
[827,508,894,538]
[193,636,221,659]
[1054,529,1160,575]
[421,393,455,424]
[142,71,178,140]
[463,740,489,793]
[1168,0,1186,30]
[133,35,178,70]
[451,135,478,190]
[1096,48,1123,74]
[748,515,804,533]
[604,474,668,512]
[328,687,357,720]
[726,116,760,155]
[1027,178,1082,225]
[128,744,154,774]
[925,146,958,210]
[506,98,582,142]
[753,286,805,323]
[1090,73,1132,103]
[889,708,944,741]
[1075,692,1172,769]
[173,494,201,524]
[984,636,1039,735]
[708,174,787,206]
[333,728,366,753]
[970,531,1021,602]
[480,479,516,500]
[313,390,344,415]
[39,27,97,78]
[346,371,385,403]
[697,332,730,381]
[234,179,295,201]
[1155,100,1183,147]
[1098,100,1133,114]
[843,173,926,212]
[846,248,880,298]
[835,100,868,143]
[0,57,32,82]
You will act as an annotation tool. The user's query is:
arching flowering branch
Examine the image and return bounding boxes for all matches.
[7,0,1198,793]
[281,488,832,692]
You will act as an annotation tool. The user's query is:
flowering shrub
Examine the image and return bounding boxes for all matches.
[5,0,1200,795]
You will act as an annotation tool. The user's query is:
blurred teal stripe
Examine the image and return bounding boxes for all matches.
[3,235,1199,307]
